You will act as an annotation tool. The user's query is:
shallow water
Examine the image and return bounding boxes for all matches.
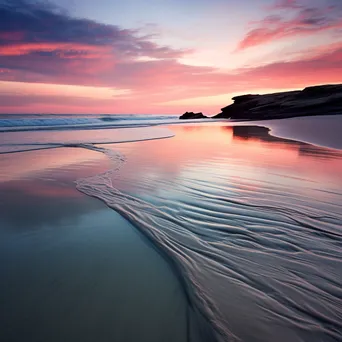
[1,118,342,342]
[77,123,342,342]
[0,126,174,154]
[0,148,204,342]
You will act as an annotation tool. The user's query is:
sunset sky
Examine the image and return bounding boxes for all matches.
[0,0,341,114]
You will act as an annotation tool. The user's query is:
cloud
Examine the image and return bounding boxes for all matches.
[240,42,342,85]
[0,0,189,61]
[238,0,342,50]
[0,0,341,114]
[270,0,302,10]
[2,39,341,114]
[0,0,198,96]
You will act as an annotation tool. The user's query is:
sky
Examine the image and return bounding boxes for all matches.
[0,0,341,114]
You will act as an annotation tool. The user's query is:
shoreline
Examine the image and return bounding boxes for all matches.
[1,121,341,342]
[74,121,340,341]
[74,124,342,342]
[0,126,175,154]
[2,115,341,156]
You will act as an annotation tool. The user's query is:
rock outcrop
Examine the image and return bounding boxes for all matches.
[213,84,342,120]
[179,112,208,120]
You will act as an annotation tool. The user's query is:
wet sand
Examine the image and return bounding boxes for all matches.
[81,123,342,342]
[0,148,196,342]
[1,120,342,342]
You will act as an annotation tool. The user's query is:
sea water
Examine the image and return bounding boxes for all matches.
[1,114,342,342]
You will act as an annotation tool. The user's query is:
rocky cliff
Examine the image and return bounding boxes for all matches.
[213,84,342,120]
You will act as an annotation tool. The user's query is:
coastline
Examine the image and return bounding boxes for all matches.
[212,84,342,120]
[1,119,342,342]
[75,122,342,341]
[2,0,342,340]
[262,115,342,151]
[230,115,342,151]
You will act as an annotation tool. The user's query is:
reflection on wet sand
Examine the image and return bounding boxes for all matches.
[1,123,342,342]
[0,147,193,342]
[231,125,342,159]
[109,124,342,195]
[82,124,342,342]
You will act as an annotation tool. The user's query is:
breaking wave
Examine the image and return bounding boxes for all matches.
[0,114,179,132]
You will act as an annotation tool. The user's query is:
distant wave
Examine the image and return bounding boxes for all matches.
[0,114,179,132]
[98,115,174,122]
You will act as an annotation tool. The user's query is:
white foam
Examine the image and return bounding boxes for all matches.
[0,114,179,132]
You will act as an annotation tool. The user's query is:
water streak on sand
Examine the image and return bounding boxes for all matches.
[75,140,342,342]
[75,144,226,342]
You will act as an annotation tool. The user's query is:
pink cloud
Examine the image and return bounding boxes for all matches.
[270,0,301,10]
[238,1,342,50]
[0,31,25,41]
[0,42,112,58]
[1,0,341,115]
[1,40,341,114]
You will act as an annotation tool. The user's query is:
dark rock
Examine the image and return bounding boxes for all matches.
[300,84,342,98]
[215,96,260,119]
[212,83,342,120]
[179,112,208,120]
[231,94,259,105]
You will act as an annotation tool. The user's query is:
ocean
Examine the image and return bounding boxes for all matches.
[1,114,342,342]
[0,114,182,132]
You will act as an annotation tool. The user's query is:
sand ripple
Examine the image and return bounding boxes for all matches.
[76,144,342,342]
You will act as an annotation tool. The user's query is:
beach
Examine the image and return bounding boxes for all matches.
[0,146,204,342]
[1,115,342,342]
[2,0,342,340]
